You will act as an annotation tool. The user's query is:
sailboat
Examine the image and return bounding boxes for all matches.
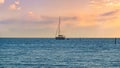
[55,17,65,40]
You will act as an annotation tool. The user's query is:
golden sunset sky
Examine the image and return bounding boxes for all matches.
[0,0,120,38]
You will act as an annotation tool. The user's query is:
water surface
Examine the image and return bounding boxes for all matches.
[0,38,120,68]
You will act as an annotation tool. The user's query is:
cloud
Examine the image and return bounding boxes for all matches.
[28,11,34,17]
[40,16,78,21]
[9,0,21,10]
[27,11,78,22]
[62,16,78,21]
[96,16,117,22]
[9,4,17,10]
[0,0,4,4]
[15,0,20,5]
[101,10,119,16]
[95,10,119,22]
[27,11,41,20]
[90,0,120,8]
[0,15,79,25]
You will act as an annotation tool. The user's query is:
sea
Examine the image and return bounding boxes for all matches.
[0,38,120,68]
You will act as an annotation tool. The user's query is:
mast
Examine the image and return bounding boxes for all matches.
[58,16,61,35]
[55,16,65,40]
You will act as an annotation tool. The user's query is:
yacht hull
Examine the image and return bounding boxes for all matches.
[55,37,65,40]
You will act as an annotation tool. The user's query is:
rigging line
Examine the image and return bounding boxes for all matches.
[55,25,59,36]
[58,16,61,35]
[55,16,60,36]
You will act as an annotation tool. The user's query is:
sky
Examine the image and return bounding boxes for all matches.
[0,0,120,38]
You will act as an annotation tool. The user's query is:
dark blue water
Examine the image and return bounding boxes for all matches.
[0,38,120,68]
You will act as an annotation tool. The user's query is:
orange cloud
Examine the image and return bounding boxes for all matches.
[9,4,17,10]
[0,0,4,4]
[90,0,120,9]
[28,12,34,16]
